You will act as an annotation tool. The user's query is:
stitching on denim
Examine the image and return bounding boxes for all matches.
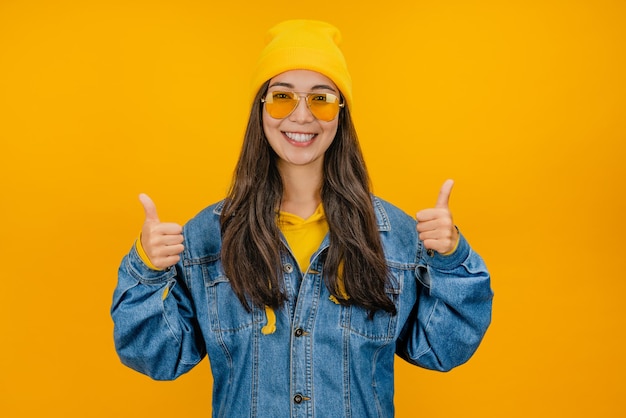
[342,313,352,418]
[385,260,417,271]
[250,318,259,418]
[414,299,439,359]
[183,253,221,265]
[372,197,391,231]
[160,289,181,346]
[127,250,176,285]
[371,344,386,418]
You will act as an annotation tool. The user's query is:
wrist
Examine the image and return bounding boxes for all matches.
[135,233,163,271]
[441,226,460,256]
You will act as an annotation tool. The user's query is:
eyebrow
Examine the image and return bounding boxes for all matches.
[268,82,337,92]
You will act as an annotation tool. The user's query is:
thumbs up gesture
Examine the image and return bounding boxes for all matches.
[416,179,460,255]
[139,193,184,270]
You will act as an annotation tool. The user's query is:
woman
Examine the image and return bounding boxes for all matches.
[112,19,493,417]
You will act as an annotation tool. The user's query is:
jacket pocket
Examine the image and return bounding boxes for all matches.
[340,273,402,342]
[202,263,263,333]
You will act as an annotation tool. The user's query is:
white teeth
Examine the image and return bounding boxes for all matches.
[285,132,315,142]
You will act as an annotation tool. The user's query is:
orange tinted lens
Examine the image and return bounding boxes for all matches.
[265,91,298,119]
[307,93,341,121]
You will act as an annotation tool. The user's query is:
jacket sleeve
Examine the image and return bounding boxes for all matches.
[396,232,493,371]
[111,243,206,380]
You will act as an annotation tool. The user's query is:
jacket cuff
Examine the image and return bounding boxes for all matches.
[421,231,471,270]
[126,243,176,284]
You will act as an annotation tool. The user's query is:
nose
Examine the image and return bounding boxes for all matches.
[289,96,315,123]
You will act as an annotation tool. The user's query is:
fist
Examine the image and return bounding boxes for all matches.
[139,193,184,269]
[416,179,459,255]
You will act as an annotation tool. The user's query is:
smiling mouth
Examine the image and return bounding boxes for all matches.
[284,132,316,143]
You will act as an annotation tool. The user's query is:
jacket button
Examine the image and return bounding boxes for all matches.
[283,263,294,273]
[293,394,303,404]
[294,328,304,337]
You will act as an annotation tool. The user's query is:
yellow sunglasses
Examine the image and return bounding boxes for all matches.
[262,91,344,122]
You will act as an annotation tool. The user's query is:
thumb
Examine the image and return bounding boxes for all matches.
[139,193,160,223]
[435,179,454,209]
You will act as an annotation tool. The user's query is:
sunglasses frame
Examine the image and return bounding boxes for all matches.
[261,90,345,122]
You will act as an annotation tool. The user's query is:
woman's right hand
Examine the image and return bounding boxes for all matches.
[139,193,184,270]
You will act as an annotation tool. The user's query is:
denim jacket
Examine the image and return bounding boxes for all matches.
[112,196,493,418]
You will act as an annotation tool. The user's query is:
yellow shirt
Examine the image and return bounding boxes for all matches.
[277,204,328,273]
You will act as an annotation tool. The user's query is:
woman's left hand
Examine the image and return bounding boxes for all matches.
[416,179,460,255]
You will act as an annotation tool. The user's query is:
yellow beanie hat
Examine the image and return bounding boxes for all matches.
[250,20,353,111]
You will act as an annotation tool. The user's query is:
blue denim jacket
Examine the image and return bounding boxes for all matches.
[112,197,493,418]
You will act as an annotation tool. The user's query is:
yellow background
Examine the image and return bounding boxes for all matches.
[1,0,624,416]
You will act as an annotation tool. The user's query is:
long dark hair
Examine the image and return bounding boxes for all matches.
[220,81,396,316]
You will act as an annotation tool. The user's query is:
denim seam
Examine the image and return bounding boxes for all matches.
[183,253,221,265]
[306,271,323,416]
[414,299,439,359]
[160,295,181,346]
[343,314,351,418]
[126,251,174,285]
[204,266,235,399]
[372,197,391,231]
[372,344,387,418]
[250,322,259,418]
[385,260,417,271]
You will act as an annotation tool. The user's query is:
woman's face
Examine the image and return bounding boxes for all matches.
[262,69,340,172]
